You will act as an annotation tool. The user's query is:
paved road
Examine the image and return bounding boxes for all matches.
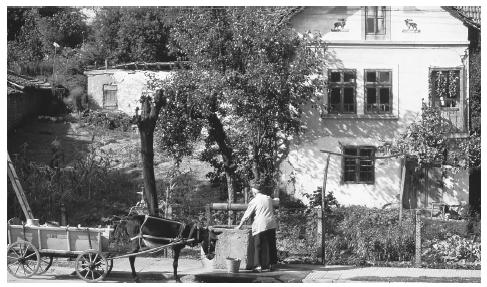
[7,257,482,283]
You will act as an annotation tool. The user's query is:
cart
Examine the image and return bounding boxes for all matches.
[7,222,114,282]
[7,218,197,282]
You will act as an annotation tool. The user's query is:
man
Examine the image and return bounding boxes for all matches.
[236,185,277,272]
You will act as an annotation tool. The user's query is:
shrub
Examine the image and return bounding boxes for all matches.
[80,109,133,132]
[8,143,138,226]
[422,235,481,265]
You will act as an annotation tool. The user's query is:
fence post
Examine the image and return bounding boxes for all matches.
[415,209,422,267]
[205,204,212,226]
[321,153,330,265]
[60,203,67,226]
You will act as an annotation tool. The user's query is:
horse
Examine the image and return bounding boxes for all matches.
[113,214,221,282]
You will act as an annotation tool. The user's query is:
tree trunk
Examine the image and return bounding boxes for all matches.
[139,129,159,216]
[207,113,237,213]
[135,90,167,217]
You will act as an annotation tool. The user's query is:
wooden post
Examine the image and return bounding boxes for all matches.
[205,204,212,226]
[61,203,67,226]
[399,156,406,224]
[321,153,330,265]
[244,186,249,204]
[7,154,34,220]
[415,209,422,267]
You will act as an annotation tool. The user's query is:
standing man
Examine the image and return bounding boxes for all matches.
[236,185,278,272]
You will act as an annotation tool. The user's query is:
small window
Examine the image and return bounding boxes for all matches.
[365,6,387,35]
[103,85,118,109]
[343,146,375,184]
[327,69,356,114]
[364,70,392,114]
[429,69,461,108]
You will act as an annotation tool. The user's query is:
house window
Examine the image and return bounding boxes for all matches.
[429,69,461,108]
[364,70,392,114]
[103,84,118,109]
[365,6,387,35]
[343,146,375,184]
[328,69,356,114]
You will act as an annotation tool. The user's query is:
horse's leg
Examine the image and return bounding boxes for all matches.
[129,240,140,282]
[129,255,140,283]
[172,246,182,282]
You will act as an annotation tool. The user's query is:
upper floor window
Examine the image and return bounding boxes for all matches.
[364,70,392,114]
[365,6,386,34]
[343,146,375,184]
[328,69,356,114]
[429,69,461,108]
[364,6,390,40]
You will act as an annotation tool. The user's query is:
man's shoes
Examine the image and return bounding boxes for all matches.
[253,266,262,273]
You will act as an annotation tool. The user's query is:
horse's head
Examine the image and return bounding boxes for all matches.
[110,219,130,243]
[198,227,222,260]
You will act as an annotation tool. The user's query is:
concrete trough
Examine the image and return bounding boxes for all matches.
[211,225,254,270]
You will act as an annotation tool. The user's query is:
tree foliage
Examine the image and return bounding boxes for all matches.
[8,8,88,64]
[392,102,469,169]
[89,7,173,65]
[156,7,326,196]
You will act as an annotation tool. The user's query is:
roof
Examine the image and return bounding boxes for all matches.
[7,70,52,91]
[445,6,481,30]
[7,86,23,96]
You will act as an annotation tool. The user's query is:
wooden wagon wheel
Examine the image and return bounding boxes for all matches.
[36,255,54,275]
[7,241,40,278]
[75,250,108,282]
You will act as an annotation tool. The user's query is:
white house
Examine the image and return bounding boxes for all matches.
[280,6,472,208]
[84,63,174,115]
[83,7,475,209]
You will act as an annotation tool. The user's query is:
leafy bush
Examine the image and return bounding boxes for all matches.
[422,235,481,266]
[277,208,320,260]
[80,109,133,132]
[8,143,138,226]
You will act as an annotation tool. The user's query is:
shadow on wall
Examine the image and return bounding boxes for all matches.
[299,105,420,145]
[291,6,361,36]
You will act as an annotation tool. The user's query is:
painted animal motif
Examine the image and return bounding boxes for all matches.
[404,19,418,31]
[113,215,221,282]
[333,18,346,31]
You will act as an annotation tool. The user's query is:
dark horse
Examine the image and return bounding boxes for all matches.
[113,214,220,282]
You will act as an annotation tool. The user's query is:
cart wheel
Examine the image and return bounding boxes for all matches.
[75,250,108,282]
[7,241,40,278]
[36,256,53,275]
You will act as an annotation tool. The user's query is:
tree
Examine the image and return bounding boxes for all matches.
[133,89,168,216]
[7,7,88,64]
[89,7,174,65]
[155,7,326,207]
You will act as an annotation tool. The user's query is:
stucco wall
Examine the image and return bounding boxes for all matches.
[85,70,171,115]
[291,6,468,43]
[282,6,470,207]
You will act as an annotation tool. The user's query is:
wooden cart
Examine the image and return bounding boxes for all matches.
[7,223,113,282]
